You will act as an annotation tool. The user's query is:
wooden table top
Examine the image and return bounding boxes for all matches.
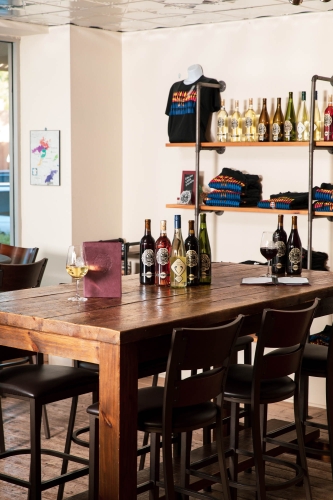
[0,263,332,347]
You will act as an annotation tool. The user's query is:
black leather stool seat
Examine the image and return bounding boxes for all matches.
[302,343,328,376]
[225,364,296,403]
[0,365,99,399]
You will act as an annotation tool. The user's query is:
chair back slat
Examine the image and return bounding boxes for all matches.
[0,243,38,264]
[164,315,244,412]
[0,259,48,291]
[262,347,302,380]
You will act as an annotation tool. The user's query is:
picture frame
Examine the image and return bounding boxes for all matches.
[180,170,196,204]
[30,130,60,186]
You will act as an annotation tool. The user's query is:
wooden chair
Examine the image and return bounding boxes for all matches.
[0,258,49,452]
[224,299,319,500]
[87,315,244,500]
[300,326,333,479]
[0,243,38,264]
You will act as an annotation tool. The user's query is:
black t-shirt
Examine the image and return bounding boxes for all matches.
[165,75,221,143]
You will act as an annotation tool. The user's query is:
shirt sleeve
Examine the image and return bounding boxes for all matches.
[165,84,175,116]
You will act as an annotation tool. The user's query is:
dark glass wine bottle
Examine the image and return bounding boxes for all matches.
[284,92,296,142]
[185,220,200,286]
[170,215,187,288]
[272,214,287,275]
[258,98,270,142]
[272,98,284,142]
[199,213,211,285]
[286,216,302,276]
[140,219,155,285]
[155,220,171,286]
[324,95,333,142]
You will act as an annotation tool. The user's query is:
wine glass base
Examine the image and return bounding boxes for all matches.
[68,297,88,302]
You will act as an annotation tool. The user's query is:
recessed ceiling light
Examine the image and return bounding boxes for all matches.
[289,0,303,4]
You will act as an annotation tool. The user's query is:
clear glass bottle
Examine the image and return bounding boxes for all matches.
[286,216,302,276]
[170,215,187,288]
[272,98,284,142]
[217,98,228,142]
[324,94,333,142]
[297,91,310,142]
[199,213,211,285]
[284,92,297,142]
[230,100,242,142]
[244,98,256,142]
[155,220,171,286]
[314,90,321,141]
[258,98,270,142]
[185,220,200,286]
[140,219,155,285]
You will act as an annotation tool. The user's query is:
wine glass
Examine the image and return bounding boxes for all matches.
[66,245,88,302]
[260,231,278,278]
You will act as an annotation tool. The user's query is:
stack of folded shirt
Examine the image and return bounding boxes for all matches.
[302,248,329,271]
[312,182,333,212]
[204,167,262,207]
[309,324,333,346]
[257,191,308,210]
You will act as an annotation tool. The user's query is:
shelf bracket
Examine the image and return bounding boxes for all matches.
[200,146,226,155]
[218,81,226,93]
[327,217,333,222]
[327,148,333,155]
[214,211,224,216]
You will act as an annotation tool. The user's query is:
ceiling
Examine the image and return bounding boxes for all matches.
[0,0,331,33]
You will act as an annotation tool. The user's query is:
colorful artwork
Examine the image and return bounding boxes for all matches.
[30,130,60,186]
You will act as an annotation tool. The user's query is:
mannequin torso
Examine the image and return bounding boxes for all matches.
[183,64,203,84]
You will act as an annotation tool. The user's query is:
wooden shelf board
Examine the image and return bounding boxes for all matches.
[166,141,309,148]
[166,204,309,215]
[316,141,333,147]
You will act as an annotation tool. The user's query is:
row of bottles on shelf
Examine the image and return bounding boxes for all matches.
[217,92,333,143]
[140,214,211,288]
[270,214,302,276]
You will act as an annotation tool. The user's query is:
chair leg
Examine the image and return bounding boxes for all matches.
[251,401,266,500]
[89,414,99,500]
[150,433,160,500]
[229,402,239,500]
[259,404,267,477]
[294,388,313,500]
[163,427,176,500]
[243,343,252,429]
[139,374,159,471]
[327,367,333,482]
[216,406,232,500]
[0,397,5,453]
[31,354,51,440]
[57,395,79,500]
[29,399,43,500]
[180,431,192,500]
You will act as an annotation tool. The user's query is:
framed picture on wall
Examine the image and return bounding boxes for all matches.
[30,130,60,186]
[180,170,196,204]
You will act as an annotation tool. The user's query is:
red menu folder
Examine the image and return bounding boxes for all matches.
[83,240,122,298]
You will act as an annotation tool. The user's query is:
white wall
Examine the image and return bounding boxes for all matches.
[122,12,333,408]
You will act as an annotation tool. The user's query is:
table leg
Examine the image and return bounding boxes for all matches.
[99,342,138,500]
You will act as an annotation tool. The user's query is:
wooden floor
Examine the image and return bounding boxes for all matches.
[0,376,331,499]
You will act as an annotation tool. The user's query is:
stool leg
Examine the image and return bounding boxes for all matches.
[252,401,266,500]
[139,374,159,471]
[229,402,239,500]
[57,395,79,500]
[294,383,312,500]
[150,433,160,500]
[0,397,5,452]
[216,406,232,500]
[243,344,252,429]
[89,414,99,500]
[327,368,333,482]
[29,399,43,500]
[31,354,51,440]
[180,431,192,500]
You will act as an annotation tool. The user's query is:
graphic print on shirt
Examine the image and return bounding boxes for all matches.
[169,87,197,116]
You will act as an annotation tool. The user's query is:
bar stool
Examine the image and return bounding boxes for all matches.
[0,363,98,500]
[224,299,319,500]
[87,315,244,500]
[300,328,333,478]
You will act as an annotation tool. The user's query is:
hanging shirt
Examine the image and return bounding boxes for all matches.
[165,75,220,143]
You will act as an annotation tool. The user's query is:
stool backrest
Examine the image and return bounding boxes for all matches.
[255,298,319,381]
[0,259,48,291]
[164,315,244,411]
[0,243,38,264]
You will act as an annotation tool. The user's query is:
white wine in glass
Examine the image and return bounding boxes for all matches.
[66,245,88,302]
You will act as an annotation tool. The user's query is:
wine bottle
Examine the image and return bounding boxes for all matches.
[258,98,270,142]
[140,219,155,285]
[170,215,187,288]
[284,92,296,142]
[155,220,171,286]
[244,98,256,142]
[324,94,333,142]
[297,91,310,142]
[272,214,287,276]
[199,213,211,285]
[217,98,228,142]
[185,220,200,286]
[272,98,284,142]
[230,100,242,142]
[286,216,302,276]
[314,90,322,141]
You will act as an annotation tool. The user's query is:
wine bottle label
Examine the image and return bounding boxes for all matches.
[231,118,239,129]
[289,248,301,264]
[142,271,153,278]
[297,122,305,139]
[314,124,317,131]
[157,272,167,279]
[186,250,198,268]
[217,117,225,127]
[324,114,332,127]
[171,258,186,283]
[284,120,292,137]
[258,123,266,134]
[156,248,169,266]
[245,117,253,128]
[200,254,211,274]
[292,265,299,271]
[188,273,195,281]
[272,123,280,140]
[276,263,283,269]
[275,241,286,257]
[141,249,155,268]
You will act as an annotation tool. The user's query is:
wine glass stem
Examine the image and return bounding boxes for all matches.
[76,279,80,300]
[268,260,271,277]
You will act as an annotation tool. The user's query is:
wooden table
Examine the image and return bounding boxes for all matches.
[0,262,333,500]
